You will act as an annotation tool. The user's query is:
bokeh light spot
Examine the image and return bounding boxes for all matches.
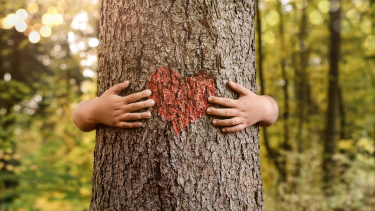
[1,18,12,29]
[6,14,17,26]
[354,0,369,12]
[4,73,11,82]
[346,9,360,22]
[309,10,323,25]
[364,35,375,51]
[15,21,27,32]
[330,0,340,12]
[42,13,53,25]
[266,10,279,26]
[361,19,371,34]
[29,31,41,43]
[264,31,275,44]
[40,26,52,37]
[319,1,330,13]
[16,9,28,20]
[57,0,68,11]
[27,2,39,14]
[83,68,95,78]
[53,14,63,25]
[88,38,99,47]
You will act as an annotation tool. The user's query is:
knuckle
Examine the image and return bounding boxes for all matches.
[231,119,237,125]
[130,94,137,101]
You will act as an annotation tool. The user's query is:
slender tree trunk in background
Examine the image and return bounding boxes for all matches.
[323,0,341,187]
[295,0,308,154]
[292,0,309,183]
[277,1,289,182]
[90,0,264,210]
[338,86,346,140]
[255,0,284,184]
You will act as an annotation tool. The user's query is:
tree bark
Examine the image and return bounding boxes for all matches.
[90,0,264,210]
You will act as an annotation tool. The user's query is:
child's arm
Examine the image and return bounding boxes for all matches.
[207,81,278,133]
[73,81,155,132]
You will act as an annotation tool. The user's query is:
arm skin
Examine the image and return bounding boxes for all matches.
[207,81,279,133]
[73,81,155,132]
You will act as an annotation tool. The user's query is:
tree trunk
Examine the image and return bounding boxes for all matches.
[90,0,264,210]
[323,0,341,187]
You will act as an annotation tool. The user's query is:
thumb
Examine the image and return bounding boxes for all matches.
[106,81,130,95]
[228,81,250,96]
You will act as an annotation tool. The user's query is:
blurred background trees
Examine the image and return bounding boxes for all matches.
[0,0,374,210]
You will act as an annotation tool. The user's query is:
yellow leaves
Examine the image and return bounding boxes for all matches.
[357,138,374,154]
[79,187,91,196]
[34,197,75,211]
[337,139,354,151]
[338,138,374,154]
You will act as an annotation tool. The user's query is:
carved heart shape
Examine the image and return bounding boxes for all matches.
[147,67,217,134]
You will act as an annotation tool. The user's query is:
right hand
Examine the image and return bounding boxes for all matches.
[88,81,155,129]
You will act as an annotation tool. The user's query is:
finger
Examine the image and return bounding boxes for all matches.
[121,112,151,121]
[212,117,241,127]
[107,81,130,95]
[228,81,250,96]
[207,107,238,117]
[222,124,246,133]
[208,96,236,107]
[125,99,155,112]
[124,89,152,104]
[117,122,142,128]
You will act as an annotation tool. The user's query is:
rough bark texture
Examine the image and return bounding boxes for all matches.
[91,0,264,210]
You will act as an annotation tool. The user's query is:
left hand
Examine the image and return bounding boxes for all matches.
[207,81,279,133]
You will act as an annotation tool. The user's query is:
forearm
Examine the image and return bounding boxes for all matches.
[259,95,279,127]
[73,99,98,132]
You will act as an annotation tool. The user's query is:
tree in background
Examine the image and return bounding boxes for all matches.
[322,0,341,189]
[90,0,264,210]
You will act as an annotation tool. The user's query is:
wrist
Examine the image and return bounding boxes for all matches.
[259,95,278,127]
[85,98,99,127]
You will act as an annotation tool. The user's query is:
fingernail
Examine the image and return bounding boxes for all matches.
[149,100,155,106]
[146,90,152,96]
[208,96,213,101]
[222,128,226,132]
[207,108,211,113]
[213,120,217,124]
[146,112,151,118]
[228,81,233,85]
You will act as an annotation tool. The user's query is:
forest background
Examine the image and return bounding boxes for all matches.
[0,0,374,210]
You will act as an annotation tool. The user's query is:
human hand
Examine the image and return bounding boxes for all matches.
[73,81,155,132]
[206,81,278,133]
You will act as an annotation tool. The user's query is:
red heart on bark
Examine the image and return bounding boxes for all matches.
[147,67,217,134]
